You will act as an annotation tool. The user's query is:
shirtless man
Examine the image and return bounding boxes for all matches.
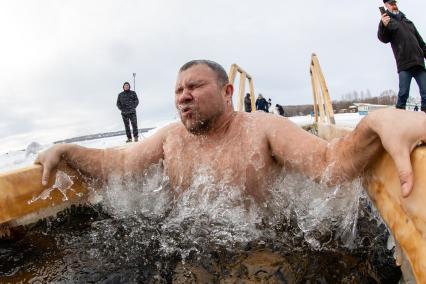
[36,60,426,199]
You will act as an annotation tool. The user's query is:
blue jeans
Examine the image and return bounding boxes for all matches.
[396,67,426,110]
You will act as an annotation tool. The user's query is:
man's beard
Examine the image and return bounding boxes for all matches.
[179,109,222,135]
[390,8,399,14]
[184,117,213,135]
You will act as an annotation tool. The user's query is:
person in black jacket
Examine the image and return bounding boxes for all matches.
[378,0,426,112]
[117,82,139,142]
[244,93,252,112]
[255,94,269,113]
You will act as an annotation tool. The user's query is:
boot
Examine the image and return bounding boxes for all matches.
[126,138,132,143]
[134,137,139,142]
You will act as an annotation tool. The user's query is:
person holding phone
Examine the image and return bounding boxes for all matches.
[378,0,426,112]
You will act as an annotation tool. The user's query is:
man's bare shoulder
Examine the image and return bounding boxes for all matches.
[152,121,186,138]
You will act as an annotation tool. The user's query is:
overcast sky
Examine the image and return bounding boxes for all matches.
[0,0,425,153]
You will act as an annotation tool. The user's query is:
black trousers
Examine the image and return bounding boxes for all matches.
[121,112,138,139]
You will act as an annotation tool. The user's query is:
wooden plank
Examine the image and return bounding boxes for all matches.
[317,123,425,282]
[310,68,319,123]
[248,78,255,113]
[237,72,246,112]
[311,55,335,124]
[313,69,326,123]
[228,64,238,85]
[0,164,90,226]
[368,149,426,282]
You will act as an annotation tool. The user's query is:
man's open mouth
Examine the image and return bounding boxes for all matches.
[180,106,193,116]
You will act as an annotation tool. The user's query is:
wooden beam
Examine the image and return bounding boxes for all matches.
[313,68,326,123]
[237,72,246,112]
[228,64,238,85]
[0,164,90,226]
[248,78,255,112]
[310,68,319,123]
[317,123,425,282]
[311,55,335,124]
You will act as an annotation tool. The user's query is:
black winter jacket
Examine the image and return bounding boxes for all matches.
[378,11,426,73]
[244,96,252,112]
[255,98,269,112]
[117,90,139,114]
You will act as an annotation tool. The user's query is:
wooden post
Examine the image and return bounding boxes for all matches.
[310,68,318,123]
[228,63,255,112]
[311,54,335,124]
[238,72,246,112]
[248,78,255,112]
[228,64,238,85]
[312,67,326,123]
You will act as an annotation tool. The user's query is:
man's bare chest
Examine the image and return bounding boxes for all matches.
[162,135,272,191]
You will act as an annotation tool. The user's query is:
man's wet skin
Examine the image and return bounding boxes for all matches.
[36,60,426,201]
[164,64,283,200]
[163,113,283,201]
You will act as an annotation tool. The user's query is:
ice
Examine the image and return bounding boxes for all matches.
[28,170,75,204]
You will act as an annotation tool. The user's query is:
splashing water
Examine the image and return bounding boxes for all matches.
[28,171,80,204]
[1,163,400,283]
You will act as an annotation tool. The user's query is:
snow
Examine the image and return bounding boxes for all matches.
[0,113,363,173]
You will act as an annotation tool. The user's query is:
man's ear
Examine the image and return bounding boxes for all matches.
[224,84,234,99]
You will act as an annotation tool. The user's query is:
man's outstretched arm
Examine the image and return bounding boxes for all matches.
[266,109,426,197]
[35,124,172,186]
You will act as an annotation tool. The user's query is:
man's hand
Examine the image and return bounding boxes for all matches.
[34,144,68,186]
[381,13,391,27]
[368,109,426,197]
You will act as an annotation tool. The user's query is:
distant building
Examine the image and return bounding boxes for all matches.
[348,106,358,113]
[353,103,393,116]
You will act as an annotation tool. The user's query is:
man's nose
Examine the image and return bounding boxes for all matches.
[177,89,193,104]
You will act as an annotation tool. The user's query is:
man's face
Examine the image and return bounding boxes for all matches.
[123,84,130,91]
[175,64,227,134]
[385,1,398,13]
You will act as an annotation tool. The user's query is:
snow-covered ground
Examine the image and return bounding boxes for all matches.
[289,112,363,128]
[0,113,364,173]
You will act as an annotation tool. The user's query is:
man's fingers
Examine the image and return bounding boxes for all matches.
[392,149,414,197]
[41,164,52,186]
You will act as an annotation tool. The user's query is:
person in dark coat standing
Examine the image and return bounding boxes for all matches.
[117,82,139,142]
[255,94,269,113]
[378,0,426,112]
[276,104,285,116]
[244,93,252,112]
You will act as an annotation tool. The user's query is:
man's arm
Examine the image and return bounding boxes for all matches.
[117,95,122,111]
[265,109,426,197]
[413,25,426,59]
[378,22,391,43]
[35,124,173,186]
[134,92,139,108]
[378,13,395,43]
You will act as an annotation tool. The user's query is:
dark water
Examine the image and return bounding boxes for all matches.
[0,204,401,283]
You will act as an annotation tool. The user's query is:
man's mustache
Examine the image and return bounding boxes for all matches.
[177,104,195,111]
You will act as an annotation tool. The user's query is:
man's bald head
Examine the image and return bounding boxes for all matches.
[179,60,229,87]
